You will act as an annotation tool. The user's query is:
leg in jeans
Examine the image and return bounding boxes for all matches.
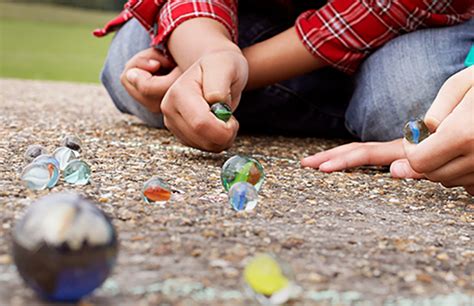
[101,13,354,137]
[100,19,164,128]
[345,19,474,141]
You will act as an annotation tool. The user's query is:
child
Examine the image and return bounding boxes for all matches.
[96,0,473,152]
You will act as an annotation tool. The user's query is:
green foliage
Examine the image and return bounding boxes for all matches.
[0,2,117,83]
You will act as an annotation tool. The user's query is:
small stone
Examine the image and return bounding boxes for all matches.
[53,147,79,170]
[142,177,172,204]
[24,144,47,163]
[228,182,258,212]
[282,237,304,249]
[221,155,265,192]
[61,134,82,152]
[63,160,91,185]
[436,252,450,261]
[403,119,430,144]
[416,273,433,283]
[211,102,232,122]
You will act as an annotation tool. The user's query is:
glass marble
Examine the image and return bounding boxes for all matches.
[24,144,47,163]
[12,192,118,302]
[61,135,82,152]
[53,147,80,170]
[221,155,265,192]
[244,253,299,305]
[20,163,51,190]
[228,182,258,212]
[211,102,232,122]
[143,177,172,204]
[63,160,91,185]
[403,119,430,144]
[32,155,60,188]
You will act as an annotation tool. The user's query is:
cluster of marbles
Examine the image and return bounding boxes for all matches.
[20,135,91,190]
[244,253,300,305]
[142,177,173,204]
[211,102,232,122]
[403,118,430,144]
[12,192,118,302]
[221,155,265,212]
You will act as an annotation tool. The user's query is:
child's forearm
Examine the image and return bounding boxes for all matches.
[168,18,241,70]
[243,27,326,90]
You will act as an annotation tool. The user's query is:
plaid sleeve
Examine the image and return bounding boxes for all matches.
[295,0,473,74]
[152,0,238,50]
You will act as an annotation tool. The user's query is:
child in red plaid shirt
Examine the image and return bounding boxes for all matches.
[98,1,473,193]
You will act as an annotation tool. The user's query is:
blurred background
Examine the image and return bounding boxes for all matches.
[0,0,127,83]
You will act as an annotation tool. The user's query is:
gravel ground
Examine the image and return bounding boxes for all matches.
[0,79,472,306]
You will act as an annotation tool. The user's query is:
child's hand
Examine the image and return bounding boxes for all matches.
[121,48,181,113]
[161,50,248,152]
[301,139,423,174]
[395,67,474,195]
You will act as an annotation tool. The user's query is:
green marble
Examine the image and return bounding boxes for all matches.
[63,160,91,185]
[211,103,232,122]
[221,155,265,192]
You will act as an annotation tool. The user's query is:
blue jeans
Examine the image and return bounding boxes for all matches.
[101,14,473,141]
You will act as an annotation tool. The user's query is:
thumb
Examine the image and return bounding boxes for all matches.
[390,159,424,179]
[126,68,153,88]
[201,60,232,106]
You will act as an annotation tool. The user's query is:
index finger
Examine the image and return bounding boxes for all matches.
[425,66,473,131]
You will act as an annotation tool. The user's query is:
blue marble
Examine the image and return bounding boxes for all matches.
[12,192,118,302]
[228,182,258,212]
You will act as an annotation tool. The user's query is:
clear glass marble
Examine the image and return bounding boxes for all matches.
[63,160,91,185]
[32,155,60,188]
[20,163,51,190]
[53,147,79,170]
[228,182,258,212]
[24,144,47,163]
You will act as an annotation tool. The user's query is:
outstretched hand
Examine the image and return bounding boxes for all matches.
[302,66,473,195]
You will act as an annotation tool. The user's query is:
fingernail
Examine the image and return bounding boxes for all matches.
[319,161,332,171]
[148,59,159,66]
[126,70,138,82]
[391,161,409,178]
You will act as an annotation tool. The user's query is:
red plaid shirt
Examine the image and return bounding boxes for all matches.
[94,0,473,74]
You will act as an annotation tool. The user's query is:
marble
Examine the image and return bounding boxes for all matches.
[403,119,430,144]
[32,155,60,188]
[228,182,258,212]
[12,192,118,302]
[221,155,265,192]
[63,160,91,185]
[211,103,232,122]
[244,254,299,305]
[24,144,47,163]
[53,147,79,170]
[61,134,82,152]
[20,163,52,190]
[142,177,172,204]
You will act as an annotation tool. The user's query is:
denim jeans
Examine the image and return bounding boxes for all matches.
[101,13,473,141]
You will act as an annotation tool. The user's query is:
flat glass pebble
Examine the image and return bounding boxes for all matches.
[63,160,91,185]
[244,254,299,305]
[20,163,51,190]
[53,147,79,170]
[211,102,232,122]
[228,182,258,212]
[32,155,60,188]
[12,192,118,302]
[61,134,82,152]
[403,119,430,144]
[221,155,265,192]
[143,177,172,204]
[24,144,47,163]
